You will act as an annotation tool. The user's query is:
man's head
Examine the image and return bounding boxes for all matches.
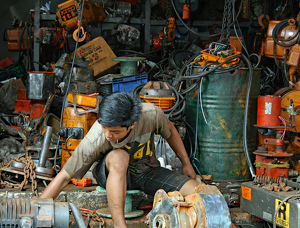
[98,92,141,142]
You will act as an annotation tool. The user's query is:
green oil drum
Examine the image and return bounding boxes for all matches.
[186,67,261,181]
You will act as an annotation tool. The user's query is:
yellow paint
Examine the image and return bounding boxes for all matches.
[238,99,245,108]
[275,199,290,228]
[217,114,231,139]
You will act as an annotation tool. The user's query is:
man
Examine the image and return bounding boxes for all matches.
[40,92,199,228]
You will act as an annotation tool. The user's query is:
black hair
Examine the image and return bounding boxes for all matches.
[97,92,142,128]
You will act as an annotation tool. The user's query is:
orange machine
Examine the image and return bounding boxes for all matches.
[56,0,106,30]
[260,18,300,86]
[192,43,241,68]
[139,81,176,110]
[58,93,100,167]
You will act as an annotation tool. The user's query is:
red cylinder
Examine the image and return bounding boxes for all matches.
[257,95,281,126]
[182,4,190,20]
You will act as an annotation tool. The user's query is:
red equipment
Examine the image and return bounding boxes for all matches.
[254,95,293,179]
[71,177,92,187]
[14,88,46,120]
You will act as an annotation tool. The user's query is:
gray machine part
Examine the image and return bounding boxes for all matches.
[0,198,69,228]
[27,72,55,101]
[241,181,300,228]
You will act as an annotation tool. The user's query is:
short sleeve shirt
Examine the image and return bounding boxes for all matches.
[63,103,171,179]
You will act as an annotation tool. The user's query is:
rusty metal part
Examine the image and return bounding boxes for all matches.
[277,89,300,132]
[33,92,55,131]
[140,81,175,98]
[254,175,282,185]
[1,157,38,197]
[166,17,176,42]
[258,14,270,29]
[146,185,231,227]
[0,198,69,227]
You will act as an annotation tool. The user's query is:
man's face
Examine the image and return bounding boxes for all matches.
[101,124,134,143]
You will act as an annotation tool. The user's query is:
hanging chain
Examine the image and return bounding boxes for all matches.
[218,0,233,45]
[0,157,38,197]
[225,1,232,45]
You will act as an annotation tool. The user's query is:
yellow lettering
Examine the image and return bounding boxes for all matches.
[145,140,153,156]
[134,147,144,159]
[124,145,131,150]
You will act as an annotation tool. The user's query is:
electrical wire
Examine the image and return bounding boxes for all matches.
[177,54,243,81]
[199,78,208,124]
[278,115,287,140]
[190,85,208,184]
[249,53,261,68]
[273,193,300,228]
[65,134,74,157]
[53,0,86,173]
[231,0,250,56]
[241,53,256,178]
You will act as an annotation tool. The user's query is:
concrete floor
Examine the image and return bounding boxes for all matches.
[0,179,266,227]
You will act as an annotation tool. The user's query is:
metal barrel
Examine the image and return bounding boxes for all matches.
[186,67,261,181]
[39,126,53,167]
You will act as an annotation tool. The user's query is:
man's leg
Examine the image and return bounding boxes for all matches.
[179,179,199,196]
[105,149,129,228]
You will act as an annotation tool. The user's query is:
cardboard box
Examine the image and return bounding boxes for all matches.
[75,36,119,78]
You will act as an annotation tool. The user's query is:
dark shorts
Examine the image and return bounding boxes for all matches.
[92,154,192,196]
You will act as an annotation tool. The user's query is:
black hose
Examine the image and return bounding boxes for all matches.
[272,19,300,47]
[65,134,74,157]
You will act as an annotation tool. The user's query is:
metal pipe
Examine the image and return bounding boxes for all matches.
[69,202,87,228]
[38,126,53,167]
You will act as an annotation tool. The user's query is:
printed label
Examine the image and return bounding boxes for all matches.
[265,102,272,114]
[275,199,290,228]
[242,186,251,201]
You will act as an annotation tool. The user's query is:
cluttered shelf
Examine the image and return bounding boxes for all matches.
[40,14,250,27]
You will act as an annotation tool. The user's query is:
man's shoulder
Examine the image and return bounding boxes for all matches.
[85,121,105,144]
[141,102,161,114]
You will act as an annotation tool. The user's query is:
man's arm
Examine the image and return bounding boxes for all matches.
[40,168,72,199]
[166,121,196,179]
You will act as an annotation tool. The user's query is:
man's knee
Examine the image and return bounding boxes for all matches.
[106,149,129,173]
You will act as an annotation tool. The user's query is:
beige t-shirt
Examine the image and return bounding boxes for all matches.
[63,103,171,179]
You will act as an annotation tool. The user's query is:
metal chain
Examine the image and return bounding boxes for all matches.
[219,0,232,45]
[225,1,232,45]
[0,157,38,197]
[82,210,105,227]
[166,0,174,19]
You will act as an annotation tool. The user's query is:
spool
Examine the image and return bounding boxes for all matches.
[257,95,281,127]
[95,186,144,218]
[112,57,146,76]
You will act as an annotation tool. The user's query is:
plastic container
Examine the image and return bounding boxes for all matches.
[112,73,148,93]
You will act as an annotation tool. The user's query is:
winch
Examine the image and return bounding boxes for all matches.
[146,181,232,227]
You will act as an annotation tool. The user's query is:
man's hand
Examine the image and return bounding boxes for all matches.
[182,163,197,179]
